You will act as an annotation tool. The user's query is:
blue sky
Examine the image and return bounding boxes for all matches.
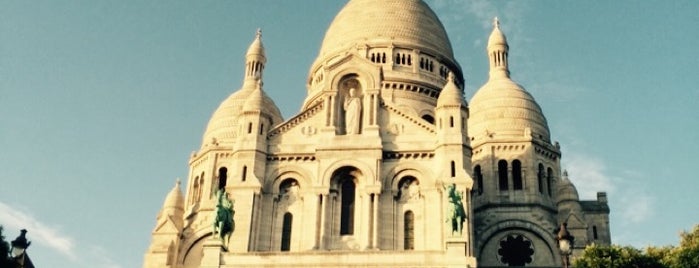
[1,1,697,267]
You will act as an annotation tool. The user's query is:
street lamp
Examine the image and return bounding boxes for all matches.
[10,229,32,268]
[556,223,575,268]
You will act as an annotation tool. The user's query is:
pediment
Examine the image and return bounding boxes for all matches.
[154,215,181,233]
[564,212,588,229]
[380,101,436,137]
[268,101,325,144]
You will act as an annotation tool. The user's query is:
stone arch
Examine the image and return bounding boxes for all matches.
[265,165,313,194]
[179,232,212,267]
[385,162,434,192]
[328,63,380,93]
[326,62,381,134]
[477,220,560,266]
[321,159,375,188]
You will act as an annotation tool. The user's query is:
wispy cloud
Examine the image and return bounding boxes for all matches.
[0,202,122,268]
[0,201,77,260]
[562,151,655,225]
[430,0,531,46]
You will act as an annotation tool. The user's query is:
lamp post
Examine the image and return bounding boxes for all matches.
[10,229,32,268]
[556,223,574,268]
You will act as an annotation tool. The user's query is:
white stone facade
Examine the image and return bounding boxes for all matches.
[144,1,610,267]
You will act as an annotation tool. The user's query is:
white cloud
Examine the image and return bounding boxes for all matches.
[0,202,122,268]
[0,201,77,260]
[562,152,655,225]
[562,153,615,198]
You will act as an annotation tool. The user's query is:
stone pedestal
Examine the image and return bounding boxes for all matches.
[445,238,478,268]
[200,239,223,268]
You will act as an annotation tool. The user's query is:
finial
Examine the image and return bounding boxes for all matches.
[175,178,181,187]
[447,71,455,82]
[256,28,262,39]
[493,17,500,29]
[563,170,569,178]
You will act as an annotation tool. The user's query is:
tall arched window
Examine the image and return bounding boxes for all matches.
[537,164,545,194]
[547,168,554,196]
[404,211,415,250]
[281,213,293,251]
[498,160,509,191]
[191,176,200,204]
[512,160,523,190]
[340,179,355,235]
[474,165,484,195]
[218,167,228,190]
[450,161,456,177]
[198,172,204,202]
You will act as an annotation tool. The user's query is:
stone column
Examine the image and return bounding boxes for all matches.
[372,193,379,249]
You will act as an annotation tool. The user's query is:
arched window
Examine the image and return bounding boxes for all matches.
[474,165,484,195]
[404,211,415,250]
[421,114,435,124]
[537,164,545,194]
[281,213,293,251]
[498,160,509,190]
[242,166,247,182]
[191,176,199,204]
[340,179,355,235]
[449,116,454,128]
[450,161,456,178]
[547,168,554,196]
[512,160,523,190]
[247,122,252,134]
[218,167,228,190]
[198,172,204,202]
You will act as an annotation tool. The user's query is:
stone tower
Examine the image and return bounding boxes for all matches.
[468,19,610,266]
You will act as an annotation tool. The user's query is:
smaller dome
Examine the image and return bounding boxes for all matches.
[469,78,550,142]
[487,18,507,48]
[163,180,184,210]
[246,29,265,58]
[242,81,282,117]
[201,88,253,146]
[437,72,464,107]
[556,172,580,204]
[243,82,264,112]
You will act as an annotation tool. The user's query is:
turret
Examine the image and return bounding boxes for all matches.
[144,180,184,268]
[244,29,266,86]
[436,72,469,146]
[487,17,510,79]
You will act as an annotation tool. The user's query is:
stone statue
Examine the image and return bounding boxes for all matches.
[343,87,362,134]
[446,183,467,236]
[213,188,235,250]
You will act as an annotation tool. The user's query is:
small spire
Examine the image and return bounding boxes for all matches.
[487,17,510,79]
[245,28,266,83]
[447,71,455,82]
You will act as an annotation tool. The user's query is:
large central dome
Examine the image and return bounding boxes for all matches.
[314,0,455,69]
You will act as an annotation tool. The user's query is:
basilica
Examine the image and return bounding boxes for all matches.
[143,0,610,267]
